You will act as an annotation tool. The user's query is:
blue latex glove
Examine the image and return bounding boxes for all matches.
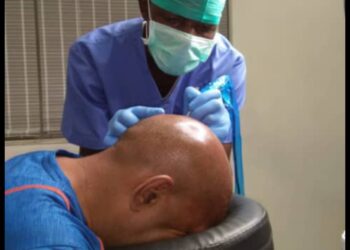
[104,106,165,146]
[184,86,230,142]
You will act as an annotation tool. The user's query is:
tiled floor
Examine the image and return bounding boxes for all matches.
[5,139,79,160]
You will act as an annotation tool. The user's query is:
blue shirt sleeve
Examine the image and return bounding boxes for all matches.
[5,189,102,250]
[27,247,78,250]
[27,248,76,250]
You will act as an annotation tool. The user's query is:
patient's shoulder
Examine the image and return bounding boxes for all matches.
[5,188,101,249]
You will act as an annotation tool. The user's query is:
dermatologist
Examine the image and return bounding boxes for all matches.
[61,0,247,157]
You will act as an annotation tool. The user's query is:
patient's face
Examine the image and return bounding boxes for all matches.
[113,199,209,246]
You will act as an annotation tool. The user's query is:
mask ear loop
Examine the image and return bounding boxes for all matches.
[142,0,151,44]
[145,0,152,39]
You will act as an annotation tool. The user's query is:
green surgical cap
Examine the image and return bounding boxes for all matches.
[151,0,226,25]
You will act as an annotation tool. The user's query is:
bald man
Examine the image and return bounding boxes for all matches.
[5,115,233,249]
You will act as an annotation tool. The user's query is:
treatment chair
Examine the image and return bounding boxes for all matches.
[108,195,274,250]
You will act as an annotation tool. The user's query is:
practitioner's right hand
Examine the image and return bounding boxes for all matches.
[104,106,165,146]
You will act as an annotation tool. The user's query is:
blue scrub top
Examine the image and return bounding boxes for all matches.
[5,150,104,249]
[61,18,247,150]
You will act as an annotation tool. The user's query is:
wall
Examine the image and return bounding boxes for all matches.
[229,0,345,249]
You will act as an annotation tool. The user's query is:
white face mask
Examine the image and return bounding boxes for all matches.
[143,1,217,76]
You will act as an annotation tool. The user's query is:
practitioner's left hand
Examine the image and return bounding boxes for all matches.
[183,86,230,142]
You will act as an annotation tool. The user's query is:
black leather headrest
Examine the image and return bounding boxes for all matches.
[108,195,274,250]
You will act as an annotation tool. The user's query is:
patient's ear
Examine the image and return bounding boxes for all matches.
[130,175,174,212]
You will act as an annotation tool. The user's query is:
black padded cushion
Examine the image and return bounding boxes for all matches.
[107,195,274,250]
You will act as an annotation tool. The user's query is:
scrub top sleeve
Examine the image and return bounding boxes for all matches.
[61,43,109,150]
[231,54,247,110]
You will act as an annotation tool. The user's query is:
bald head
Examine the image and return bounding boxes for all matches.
[60,114,233,246]
[114,114,233,229]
